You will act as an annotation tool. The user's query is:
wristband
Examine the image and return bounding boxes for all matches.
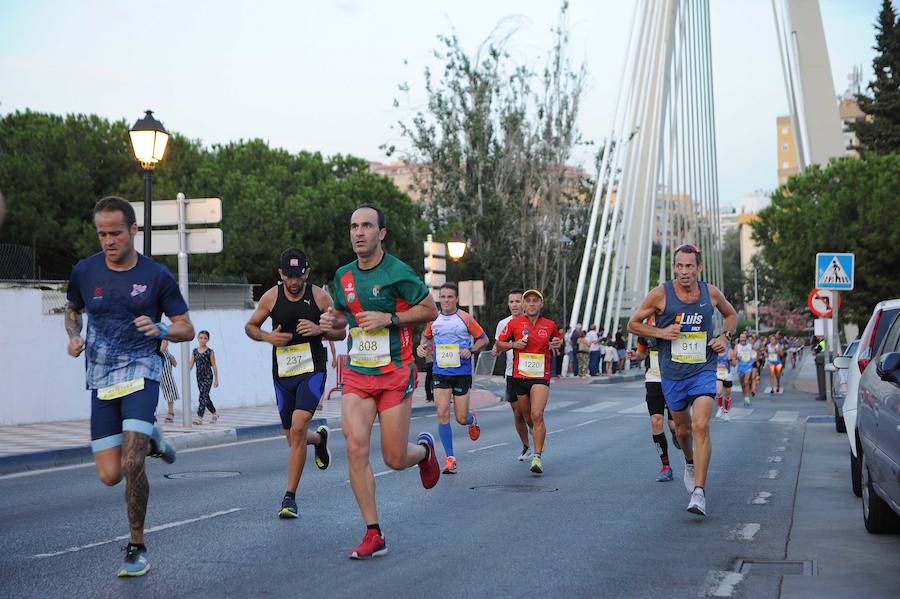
[155,322,169,339]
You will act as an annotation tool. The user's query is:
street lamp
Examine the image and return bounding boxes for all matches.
[560,235,573,326]
[447,235,467,262]
[129,110,169,257]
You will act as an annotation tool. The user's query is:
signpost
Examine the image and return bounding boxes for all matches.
[131,193,224,427]
[458,280,485,316]
[807,288,840,319]
[815,253,854,417]
[423,234,447,300]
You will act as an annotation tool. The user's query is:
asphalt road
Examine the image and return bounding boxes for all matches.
[0,369,846,598]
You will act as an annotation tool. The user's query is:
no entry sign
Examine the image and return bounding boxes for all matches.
[808,288,841,318]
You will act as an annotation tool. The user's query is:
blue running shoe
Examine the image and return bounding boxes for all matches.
[150,425,176,464]
[656,465,674,482]
[118,544,150,577]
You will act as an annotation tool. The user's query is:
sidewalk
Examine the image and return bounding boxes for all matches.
[0,385,500,474]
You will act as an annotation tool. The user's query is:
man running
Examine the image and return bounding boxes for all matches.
[245,248,343,518]
[495,289,563,475]
[715,344,736,420]
[766,333,786,394]
[318,204,440,559]
[628,243,737,517]
[65,196,193,577]
[627,328,679,482]
[735,331,755,407]
[417,282,488,474]
[491,289,532,461]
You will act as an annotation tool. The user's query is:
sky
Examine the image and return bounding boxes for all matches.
[0,0,882,208]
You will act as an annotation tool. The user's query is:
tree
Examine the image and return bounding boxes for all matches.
[720,229,743,307]
[392,2,591,326]
[751,154,900,327]
[852,0,900,154]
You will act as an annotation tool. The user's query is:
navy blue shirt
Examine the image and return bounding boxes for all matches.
[656,280,717,380]
[67,252,188,389]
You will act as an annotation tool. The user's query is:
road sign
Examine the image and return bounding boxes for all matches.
[135,228,223,256]
[132,198,222,227]
[816,253,854,291]
[808,288,841,318]
[423,240,446,257]
[424,256,446,273]
[459,280,485,307]
[424,272,446,288]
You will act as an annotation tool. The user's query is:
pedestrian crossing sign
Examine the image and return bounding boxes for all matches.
[816,253,854,291]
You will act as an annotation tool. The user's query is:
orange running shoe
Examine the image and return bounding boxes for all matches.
[442,456,457,474]
[468,411,481,441]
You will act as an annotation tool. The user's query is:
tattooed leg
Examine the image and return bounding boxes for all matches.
[121,431,150,545]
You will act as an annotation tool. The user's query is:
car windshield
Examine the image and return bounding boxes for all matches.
[843,340,859,358]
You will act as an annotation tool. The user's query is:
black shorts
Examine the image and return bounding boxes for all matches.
[511,377,550,397]
[719,380,733,388]
[645,381,673,420]
[505,376,517,403]
[433,374,472,396]
[274,372,326,429]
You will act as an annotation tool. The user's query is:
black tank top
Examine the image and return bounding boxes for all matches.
[269,283,327,377]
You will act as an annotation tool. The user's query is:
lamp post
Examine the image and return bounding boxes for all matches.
[560,235,573,326]
[447,235,467,262]
[129,110,169,257]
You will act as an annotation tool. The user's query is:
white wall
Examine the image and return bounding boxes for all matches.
[0,288,346,425]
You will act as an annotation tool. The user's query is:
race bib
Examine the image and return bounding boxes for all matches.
[97,377,145,400]
[716,366,728,379]
[768,352,778,362]
[648,350,661,378]
[348,327,391,368]
[519,352,545,378]
[436,343,461,369]
[672,331,707,364]
[276,343,314,377]
[740,349,753,363]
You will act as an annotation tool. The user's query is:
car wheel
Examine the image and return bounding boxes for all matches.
[850,450,862,497]
[861,452,900,533]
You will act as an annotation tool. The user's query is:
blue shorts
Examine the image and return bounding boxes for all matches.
[90,379,159,453]
[661,370,717,412]
[274,371,326,428]
[737,364,753,377]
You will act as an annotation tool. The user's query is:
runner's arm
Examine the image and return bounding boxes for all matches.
[708,285,737,351]
[164,312,195,343]
[312,286,346,341]
[245,287,278,342]
[470,334,489,353]
[628,287,669,339]
[64,301,85,357]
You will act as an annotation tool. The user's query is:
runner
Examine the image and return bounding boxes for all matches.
[735,331,755,407]
[752,335,764,394]
[714,343,735,421]
[495,289,563,475]
[65,196,193,577]
[626,326,679,482]
[628,243,737,517]
[318,204,440,559]
[491,289,532,461]
[244,248,342,519]
[416,282,488,474]
[766,333,786,394]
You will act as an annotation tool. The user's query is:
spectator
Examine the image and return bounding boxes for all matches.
[615,331,627,373]
[585,325,601,376]
[190,330,219,425]
[159,338,179,423]
[604,339,618,375]
[569,324,583,377]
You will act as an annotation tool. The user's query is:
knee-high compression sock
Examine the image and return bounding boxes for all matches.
[725,396,732,411]
[438,422,454,457]
[716,395,723,408]
[652,433,669,466]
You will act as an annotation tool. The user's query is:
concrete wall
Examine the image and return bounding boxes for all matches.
[0,288,346,425]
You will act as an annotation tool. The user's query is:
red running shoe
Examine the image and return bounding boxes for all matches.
[416,432,440,489]
[468,411,481,441]
[349,529,387,560]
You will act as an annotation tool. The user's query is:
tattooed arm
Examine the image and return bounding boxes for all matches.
[65,301,85,358]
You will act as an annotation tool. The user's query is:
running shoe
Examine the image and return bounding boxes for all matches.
[149,427,176,464]
[776,388,783,394]
[442,456,457,474]
[279,496,299,519]
[468,411,481,441]
[518,445,531,462]
[683,462,696,493]
[687,488,707,516]
[117,544,150,577]
[714,406,724,419]
[744,397,752,408]
[416,432,440,489]
[656,465,674,482]
[349,529,387,560]
[721,410,730,422]
[314,425,331,470]
[530,454,543,475]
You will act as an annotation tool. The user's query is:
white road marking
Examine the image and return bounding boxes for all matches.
[571,402,621,413]
[751,491,773,505]
[572,419,599,428]
[468,442,508,453]
[702,571,745,598]
[374,470,394,478]
[618,403,651,414]
[775,446,786,452]
[770,410,798,423]
[767,456,783,463]
[32,508,243,558]
[544,401,578,412]
[481,404,511,411]
[762,469,779,479]
[725,407,753,419]
[782,437,790,443]
[729,523,761,541]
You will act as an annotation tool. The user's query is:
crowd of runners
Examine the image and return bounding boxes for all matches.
[64,197,803,576]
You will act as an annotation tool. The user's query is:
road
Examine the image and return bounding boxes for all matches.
[0,370,866,598]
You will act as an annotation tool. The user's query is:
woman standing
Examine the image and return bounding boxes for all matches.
[190,330,219,424]
[159,338,179,422]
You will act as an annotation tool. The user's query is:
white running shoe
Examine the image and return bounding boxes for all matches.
[687,488,707,516]
[683,463,696,493]
[715,407,724,419]
[721,410,730,421]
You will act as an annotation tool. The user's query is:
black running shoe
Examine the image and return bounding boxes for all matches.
[279,496,298,519]
[314,425,331,470]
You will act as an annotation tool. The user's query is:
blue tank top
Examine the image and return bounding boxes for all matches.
[656,280,716,380]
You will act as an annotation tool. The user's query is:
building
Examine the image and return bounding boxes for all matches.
[776,116,801,186]
[718,206,739,241]
[838,66,866,157]
[735,191,771,275]
[368,161,429,202]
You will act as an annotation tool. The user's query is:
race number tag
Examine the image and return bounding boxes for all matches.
[672,331,707,364]
[768,352,778,363]
[740,349,753,363]
[348,327,391,368]
[648,350,661,378]
[436,343,461,369]
[97,377,145,400]
[519,352,545,378]
[716,366,728,379]
[276,343,314,377]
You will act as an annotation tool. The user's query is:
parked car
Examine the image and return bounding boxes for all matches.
[838,299,900,497]
[857,308,900,533]
[828,339,859,433]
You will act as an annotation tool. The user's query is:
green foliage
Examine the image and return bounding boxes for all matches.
[852,0,900,154]
[751,154,900,327]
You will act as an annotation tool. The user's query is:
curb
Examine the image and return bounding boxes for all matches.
[806,415,836,423]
